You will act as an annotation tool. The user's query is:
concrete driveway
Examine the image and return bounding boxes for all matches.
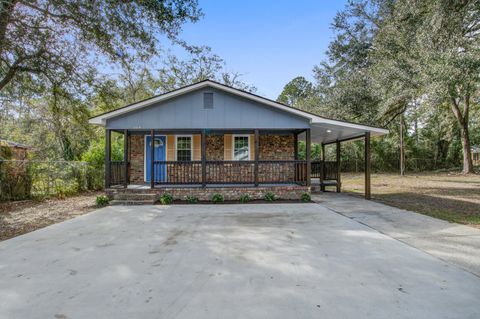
[1,202,480,318]
[314,192,480,277]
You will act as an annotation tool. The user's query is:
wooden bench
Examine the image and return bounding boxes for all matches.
[311,178,341,193]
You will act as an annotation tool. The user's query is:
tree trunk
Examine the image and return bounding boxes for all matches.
[400,115,405,176]
[459,122,473,174]
[413,101,419,145]
[450,95,473,174]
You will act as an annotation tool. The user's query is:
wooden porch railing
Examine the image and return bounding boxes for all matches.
[311,161,339,181]
[258,160,307,184]
[150,160,308,185]
[205,160,255,184]
[110,160,338,186]
[153,161,203,184]
[110,161,126,186]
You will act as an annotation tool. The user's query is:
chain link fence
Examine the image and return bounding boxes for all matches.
[0,160,103,201]
[341,157,458,173]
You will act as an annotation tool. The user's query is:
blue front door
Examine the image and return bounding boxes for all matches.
[145,135,166,183]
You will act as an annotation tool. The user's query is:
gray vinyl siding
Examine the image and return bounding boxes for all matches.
[105,87,310,130]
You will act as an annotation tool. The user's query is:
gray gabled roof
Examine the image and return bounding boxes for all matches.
[89,79,389,143]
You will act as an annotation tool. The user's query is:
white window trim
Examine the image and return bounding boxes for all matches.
[175,135,193,161]
[143,134,166,182]
[232,134,251,161]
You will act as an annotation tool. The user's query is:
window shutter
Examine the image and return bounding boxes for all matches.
[166,135,175,161]
[224,134,232,160]
[193,134,201,161]
[249,134,255,160]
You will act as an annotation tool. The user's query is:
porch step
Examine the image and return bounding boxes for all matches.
[109,192,158,205]
[112,193,158,201]
[107,188,153,194]
[110,199,157,206]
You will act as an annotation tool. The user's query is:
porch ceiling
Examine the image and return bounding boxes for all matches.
[304,122,388,144]
[112,123,388,143]
[110,128,306,135]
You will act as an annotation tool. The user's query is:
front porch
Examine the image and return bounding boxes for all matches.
[108,160,341,190]
[104,128,352,200]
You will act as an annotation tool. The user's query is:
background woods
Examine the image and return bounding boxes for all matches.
[278,0,480,174]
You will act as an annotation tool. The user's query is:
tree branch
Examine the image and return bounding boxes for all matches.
[0,0,18,56]
[463,92,470,123]
[18,1,82,24]
[0,49,45,90]
[0,64,18,91]
[450,95,465,126]
[384,103,407,126]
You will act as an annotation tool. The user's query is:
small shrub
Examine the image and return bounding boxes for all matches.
[185,195,199,204]
[264,192,276,202]
[301,193,311,202]
[211,193,224,203]
[96,195,110,206]
[239,194,251,203]
[160,193,174,205]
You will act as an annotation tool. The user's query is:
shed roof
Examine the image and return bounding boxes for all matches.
[0,139,30,149]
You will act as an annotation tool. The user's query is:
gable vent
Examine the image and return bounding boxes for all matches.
[203,92,214,109]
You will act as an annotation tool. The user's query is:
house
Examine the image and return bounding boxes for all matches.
[0,139,31,200]
[89,80,388,201]
[0,139,30,161]
[473,146,480,166]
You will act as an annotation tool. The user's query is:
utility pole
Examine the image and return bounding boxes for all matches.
[400,115,405,176]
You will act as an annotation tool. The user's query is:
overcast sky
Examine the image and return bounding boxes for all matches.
[174,0,347,99]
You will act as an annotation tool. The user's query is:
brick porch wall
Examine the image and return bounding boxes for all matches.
[129,135,145,183]
[206,135,224,160]
[108,185,310,201]
[128,133,296,183]
[259,134,294,160]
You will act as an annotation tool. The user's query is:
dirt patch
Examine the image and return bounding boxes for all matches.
[0,191,101,241]
[341,172,480,227]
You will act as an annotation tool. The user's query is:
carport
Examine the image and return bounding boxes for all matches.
[300,118,388,199]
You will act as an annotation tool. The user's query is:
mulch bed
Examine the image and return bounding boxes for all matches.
[0,191,101,241]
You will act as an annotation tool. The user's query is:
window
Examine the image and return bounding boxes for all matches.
[203,92,214,109]
[176,136,192,161]
[233,135,250,160]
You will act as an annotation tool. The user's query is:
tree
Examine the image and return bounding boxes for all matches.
[155,45,256,93]
[370,0,480,173]
[417,0,480,173]
[366,0,422,176]
[277,76,313,106]
[0,0,201,93]
[305,0,479,173]
[310,1,393,125]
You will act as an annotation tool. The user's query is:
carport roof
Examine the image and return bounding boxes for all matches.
[89,79,388,144]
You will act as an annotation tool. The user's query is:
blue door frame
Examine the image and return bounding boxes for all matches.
[145,135,166,183]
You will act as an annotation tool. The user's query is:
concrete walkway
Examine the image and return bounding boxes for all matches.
[313,192,480,277]
[1,203,480,318]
